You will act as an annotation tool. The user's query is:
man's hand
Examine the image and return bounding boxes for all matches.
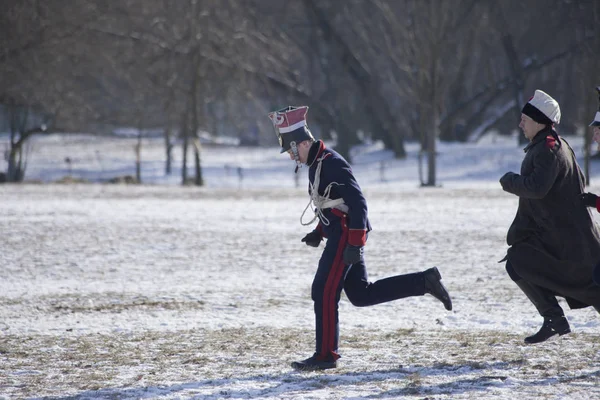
[579,192,598,208]
[499,172,517,190]
[301,230,322,247]
[343,244,364,265]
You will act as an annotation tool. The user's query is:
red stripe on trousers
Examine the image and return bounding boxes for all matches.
[320,214,349,359]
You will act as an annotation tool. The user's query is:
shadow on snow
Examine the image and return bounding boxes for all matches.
[31,361,600,399]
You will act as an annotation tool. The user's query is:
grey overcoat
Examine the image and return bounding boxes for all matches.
[500,127,600,309]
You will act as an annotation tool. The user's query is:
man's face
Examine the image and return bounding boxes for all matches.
[592,126,600,150]
[286,141,310,163]
[519,114,543,141]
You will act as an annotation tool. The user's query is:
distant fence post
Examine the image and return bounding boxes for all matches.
[64,157,72,176]
[237,166,243,189]
[379,160,386,183]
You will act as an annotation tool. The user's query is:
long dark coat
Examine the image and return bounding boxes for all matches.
[500,127,600,309]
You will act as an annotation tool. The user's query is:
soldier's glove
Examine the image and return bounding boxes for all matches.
[301,230,322,247]
[499,172,517,190]
[343,244,364,265]
[579,192,598,208]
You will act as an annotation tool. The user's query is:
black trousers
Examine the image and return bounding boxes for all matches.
[506,260,565,318]
[311,212,426,361]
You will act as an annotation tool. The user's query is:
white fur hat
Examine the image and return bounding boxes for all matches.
[521,89,561,125]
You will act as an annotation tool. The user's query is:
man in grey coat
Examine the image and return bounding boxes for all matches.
[500,89,600,344]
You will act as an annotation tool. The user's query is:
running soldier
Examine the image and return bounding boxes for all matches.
[269,105,452,371]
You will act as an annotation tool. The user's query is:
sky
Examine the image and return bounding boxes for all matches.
[1,132,600,399]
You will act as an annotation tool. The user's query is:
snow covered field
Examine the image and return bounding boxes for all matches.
[1,133,600,399]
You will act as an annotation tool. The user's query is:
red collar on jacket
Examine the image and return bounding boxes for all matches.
[307,140,326,165]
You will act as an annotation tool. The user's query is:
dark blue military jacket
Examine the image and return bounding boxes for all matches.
[307,140,372,246]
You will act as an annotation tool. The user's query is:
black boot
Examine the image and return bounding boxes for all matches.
[423,267,452,311]
[525,316,571,344]
[291,353,337,371]
[515,279,571,344]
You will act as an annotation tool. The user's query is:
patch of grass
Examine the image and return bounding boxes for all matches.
[2,327,600,398]
[405,372,423,394]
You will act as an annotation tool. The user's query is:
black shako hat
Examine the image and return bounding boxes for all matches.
[268,106,314,153]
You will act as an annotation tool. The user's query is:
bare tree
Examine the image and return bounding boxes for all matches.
[363,0,483,185]
[2,0,599,187]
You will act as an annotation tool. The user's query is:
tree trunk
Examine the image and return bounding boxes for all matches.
[164,128,173,175]
[135,132,142,184]
[190,52,204,186]
[501,34,526,145]
[193,138,203,186]
[425,56,438,187]
[7,146,22,182]
[181,112,189,185]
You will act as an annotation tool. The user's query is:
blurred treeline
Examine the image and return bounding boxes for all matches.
[1,0,599,182]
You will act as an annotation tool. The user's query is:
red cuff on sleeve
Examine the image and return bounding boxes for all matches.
[595,198,600,213]
[348,229,367,247]
[316,223,324,236]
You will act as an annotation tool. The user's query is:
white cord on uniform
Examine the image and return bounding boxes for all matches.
[300,155,346,226]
